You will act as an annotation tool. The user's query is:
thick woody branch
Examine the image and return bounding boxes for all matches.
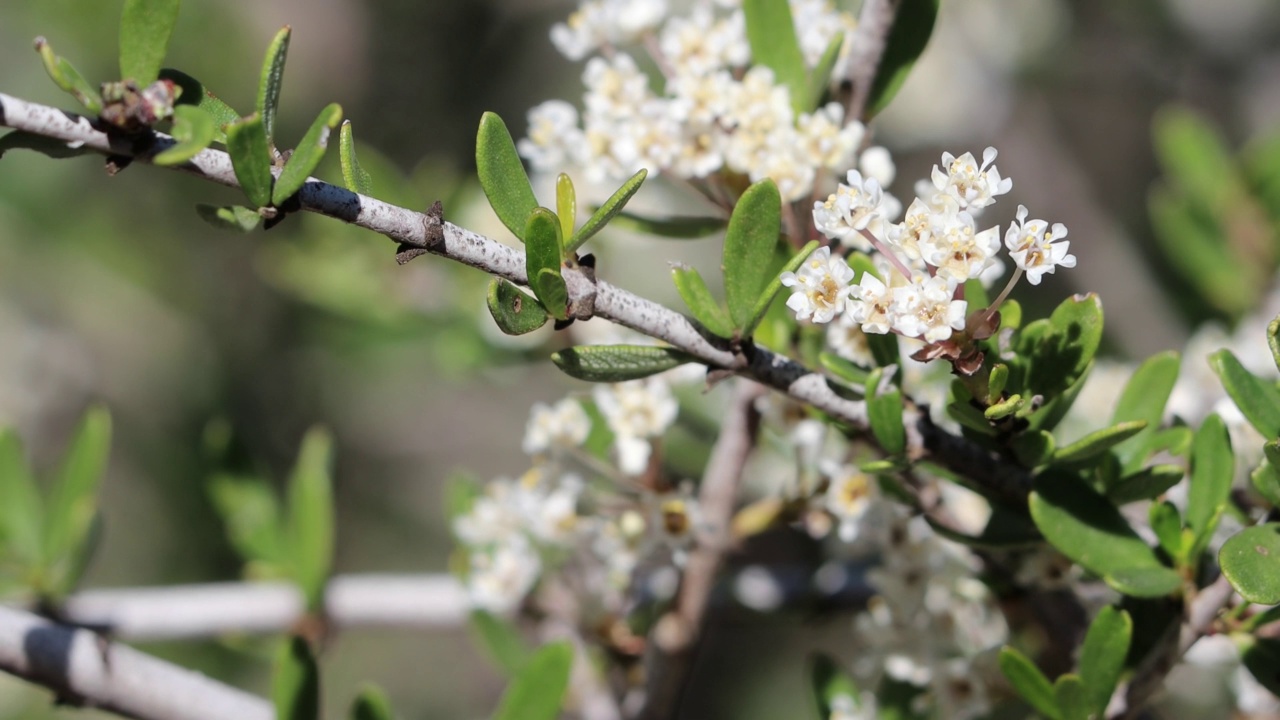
[55,574,468,641]
[844,0,900,122]
[639,380,766,720]
[0,604,272,720]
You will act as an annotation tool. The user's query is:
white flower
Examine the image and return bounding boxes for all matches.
[1004,204,1076,285]
[813,169,888,248]
[847,272,894,335]
[453,478,525,547]
[790,0,858,71]
[858,145,896,188]
[659,4,748,77]
[466,535,541,614]
[523,474,583,544]
[928,147,1012,210]
[517,100,585,173]
[594,378,679,474]
[891,275,967,342]
[822,462,877,542]
[522,398,592,455]
[551,0,669,60]
[917,206,1001,284]
[828,691,876,720]
[583,53,652,120]
[780,245,856,323]
[752,134,816,202]
[797,103,863,172]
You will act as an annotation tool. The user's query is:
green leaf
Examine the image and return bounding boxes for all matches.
[744,240,819,337]
[119,0,180,85]
[257,26,292,145]
[552,345,697,383]
[1149,184,1253,315]
[470,610,532,676]
[273,103,343,205]
[491,641,573,720]
[1253,443,1280,506]
[809,653,862,718]
[987,363,1009,404]
[34,38,103,113]
[350,684,396,720]
[525,208,569,320]
[985,394,1025,420]
[486,278,549,335]
[1110,350,1180,471]
[998,647,1060,720]
[742,0,807,114]
[866,367,906,456]
[1149,500,1185,561]
[476,112,538,242]
[672,265,734,338]
[1210,349,1280,439]
[1011,430,1056,468]
[1242,637,1280,697]
[608,211,726,239]
[1079,606,1131,715]
[568,169,647,253]
[1105,464,1185,505]
[1270,314,1280,375]
[1153,106,1241,212]
[864,0,939,117]
[43,406,111,594]
[1052,421,1148,466]
[208,473,285,566]
[1054,674,1090,720]
[1186,413,1233,547]
[805,34,844,111]
[225,114,274,208]
[196,204,261,232]
[1219,524,1280,604]
[555,174,576,245]
[339,121,373,195]
[153,105,215,166]
[159,68,238,143]
[286,427,334,611]
[819,352,869,387]
[1029,472,1180,597]
[723,179,782,329]
[0,430,44,569]
[1026,294,1104,400]
[274,637,320,720]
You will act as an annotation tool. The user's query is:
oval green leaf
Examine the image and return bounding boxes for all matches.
[492,641,573,720]
[339,121,373,195]
[533,269,569,322]
[1253,441,1280,507]
[119,0,181,85]
[273,103,342,206]
[487,278,549,335]
[1105,464,1185,505]
[865,0,940,118]
[350,684,396,720]
[159,68,238,143]
[43,406,111,594]
[555,173,576,246]
[1149,500,1185,561]
[1210,349,1280,439]
[998,647,1059,720]
[274,636,320,720]
[1220,524,1280,604]
[567,168,646,253]
[552,345,696,383]
[671,265,733,338]
[608,211,727,239]
[819,351,869,387]
[0,430,44,569]
[1270,314,1280,374]
[1110,350,1180,471]
[208,473,285,566]
[1052,421,1148,465]
[469,610,532,677]
[743,0,807,114]
[1030,472,1178,597]
[287,427,334,611]
[525,208,568,320]
[477,112,538,242]
[723,179,781,329]
[1186,413,1233,546]
[744,240,819,337]
[1079,606,1131,715]
[154,105,215,166]
[1054,674,1090,720]
[257,26,292,145]
[866,367,905,456]
[35,38,103,113]
[196,204,261,233]
[226,114,274,208]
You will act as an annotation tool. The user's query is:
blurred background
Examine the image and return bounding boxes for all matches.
[1,0,1279,717]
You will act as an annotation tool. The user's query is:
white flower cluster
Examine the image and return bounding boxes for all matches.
[521,0,877,201]
[783,149,1077,345]
[453,376,697,614]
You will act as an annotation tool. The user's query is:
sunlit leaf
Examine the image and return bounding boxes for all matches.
[1220,524,1280,605]
[671,265,733,338]
[1110,350,1180,472]
[1185,413,1233,548]
[1079,607,1131,715]
[1054,674,1090,720]
[491,642,573,720]
[257,26,292,145]
[998,647,1059,720]
[208,473,285,566]
[339,121,373,195]
[742,0,807,114]
[866,367,905,455]
[119,0,181,85]
[273,103,343,205]
[153,105,215,166]
[159,68,238,143]
[552,345,696,383]
[568,169,646,253]
[555,173,576,246]
[34,38,102,113]
[723,179,781,329]
[1052,421,1147,466]
[43,406,111,597]
[744,240,819,337]
[1105,464,1185,505]
[225,113,274,208]
[476,112,538,242]
[0,430,44,569]
[486,278,549,335]
[524,208,569,320]
[1210,349,1280,439]
[286,427,335,611]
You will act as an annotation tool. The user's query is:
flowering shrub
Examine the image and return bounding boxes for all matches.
[2,1,1280,720]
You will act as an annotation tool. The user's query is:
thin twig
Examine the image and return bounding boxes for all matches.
[844,0,900,123]
[638,380,766,720]
[0,604,272,720]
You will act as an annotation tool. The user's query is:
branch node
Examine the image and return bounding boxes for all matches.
[396,199,444,264]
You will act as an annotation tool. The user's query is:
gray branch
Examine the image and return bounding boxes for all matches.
[0,604,272,720]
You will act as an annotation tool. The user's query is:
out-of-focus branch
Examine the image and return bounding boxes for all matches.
[0,92,1031,508]
[639,380,766,720]
[0,604,272,720]
[844,0,900,123]
[51,574,469,641]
